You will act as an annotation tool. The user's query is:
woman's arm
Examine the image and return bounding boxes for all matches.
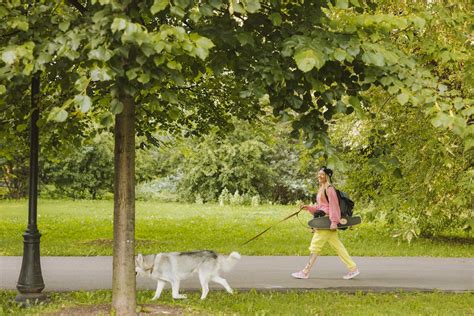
[301,204,318,213]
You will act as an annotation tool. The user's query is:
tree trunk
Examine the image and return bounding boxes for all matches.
[112,95,136,315]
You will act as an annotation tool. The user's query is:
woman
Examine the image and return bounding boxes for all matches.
[291,166,360,280]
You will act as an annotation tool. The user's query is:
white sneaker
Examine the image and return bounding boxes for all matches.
[291,270,309,279]
[343,269,360,280]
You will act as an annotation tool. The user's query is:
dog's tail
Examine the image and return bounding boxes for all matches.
[219,251,241,272]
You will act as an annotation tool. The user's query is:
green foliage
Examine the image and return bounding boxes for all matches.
[2,0,470,149]
[40,135,114,199]
[1,0,471,245]
[0,129,28,199]
[155,119,317,203]
[331,88,472,239]
[327,1,473,240]
[135,177,179,202]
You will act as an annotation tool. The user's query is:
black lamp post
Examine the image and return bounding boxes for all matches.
[16,73,46,304]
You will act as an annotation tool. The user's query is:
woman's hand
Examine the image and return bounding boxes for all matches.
[299,203,307,211]
[330,223,338,231]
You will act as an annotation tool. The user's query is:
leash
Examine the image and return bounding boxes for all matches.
[240,209,303,246]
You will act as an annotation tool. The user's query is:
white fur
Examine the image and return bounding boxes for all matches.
[135,250,240,300]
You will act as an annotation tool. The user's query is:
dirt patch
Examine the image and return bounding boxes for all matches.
[46,304,186,315]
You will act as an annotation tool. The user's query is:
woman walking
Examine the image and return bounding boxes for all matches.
[291,166,360,280]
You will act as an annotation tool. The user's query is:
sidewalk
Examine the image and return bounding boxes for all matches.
[1,256,473,292]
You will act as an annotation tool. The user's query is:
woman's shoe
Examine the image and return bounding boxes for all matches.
[343,269,360,280]
[291,270,309,279]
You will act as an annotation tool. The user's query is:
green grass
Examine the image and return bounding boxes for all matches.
[0,199,472,257]
[1,290,473,315]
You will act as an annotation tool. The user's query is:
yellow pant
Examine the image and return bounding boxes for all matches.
[309,229,357,270]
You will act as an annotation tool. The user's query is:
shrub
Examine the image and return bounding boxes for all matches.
[218,187,231,206]
[135,176,179,202]
[40,138,113,199]
[251,194,261,206]
[170,119,316,204]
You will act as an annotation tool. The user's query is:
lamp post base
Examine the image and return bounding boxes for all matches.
[16,227,45,305]
[15,292,47,306]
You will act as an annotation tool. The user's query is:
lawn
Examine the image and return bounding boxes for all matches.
[0,290,473,315]
[0,199,472,257]
[1,199,473,315]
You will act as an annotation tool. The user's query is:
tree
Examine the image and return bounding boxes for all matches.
[154,117,320,204]
[40,135,114,199]
[2,0,469,313]
[2,1,258,313]
[329,1,473,240]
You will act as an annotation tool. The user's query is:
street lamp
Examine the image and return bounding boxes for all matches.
[16,73,46,304]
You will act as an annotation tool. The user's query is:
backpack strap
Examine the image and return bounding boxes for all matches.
[324,185,334,203]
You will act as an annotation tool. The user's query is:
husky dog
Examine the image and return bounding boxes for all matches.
[135,250,241,300]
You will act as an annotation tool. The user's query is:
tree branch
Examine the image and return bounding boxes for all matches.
[67,0,87,14]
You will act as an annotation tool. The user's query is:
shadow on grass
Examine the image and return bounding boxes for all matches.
[422,235,473,245]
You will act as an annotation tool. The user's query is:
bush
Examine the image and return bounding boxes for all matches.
[135,176,179,202]
[251,194,261,206]
[218,187,231,206]
[167,119,316,204]
[330,90,473,239]
[40,136,113,199]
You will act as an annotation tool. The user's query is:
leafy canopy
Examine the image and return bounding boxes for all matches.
[1,0,470,149]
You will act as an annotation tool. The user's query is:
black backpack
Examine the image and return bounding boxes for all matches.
[324,186,355,217]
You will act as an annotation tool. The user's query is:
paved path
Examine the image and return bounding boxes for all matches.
[1,256,473,293]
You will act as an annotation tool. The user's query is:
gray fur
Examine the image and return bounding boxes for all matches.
[135,250,241,300]
[179,250,218,259]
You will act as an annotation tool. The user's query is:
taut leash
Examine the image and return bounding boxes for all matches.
[240,209,302,246]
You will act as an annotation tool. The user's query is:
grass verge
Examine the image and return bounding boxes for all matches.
[1,290,473,315]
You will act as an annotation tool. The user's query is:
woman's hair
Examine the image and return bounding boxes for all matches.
[319,166,333,191]
[319,166,333,179]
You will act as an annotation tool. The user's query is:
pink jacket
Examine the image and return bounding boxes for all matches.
[306,186,341,225]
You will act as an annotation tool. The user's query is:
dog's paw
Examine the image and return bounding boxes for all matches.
[173,294,187,299]
[200,296,207,300]
[151,296,160,301]
[227,289,234,294]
